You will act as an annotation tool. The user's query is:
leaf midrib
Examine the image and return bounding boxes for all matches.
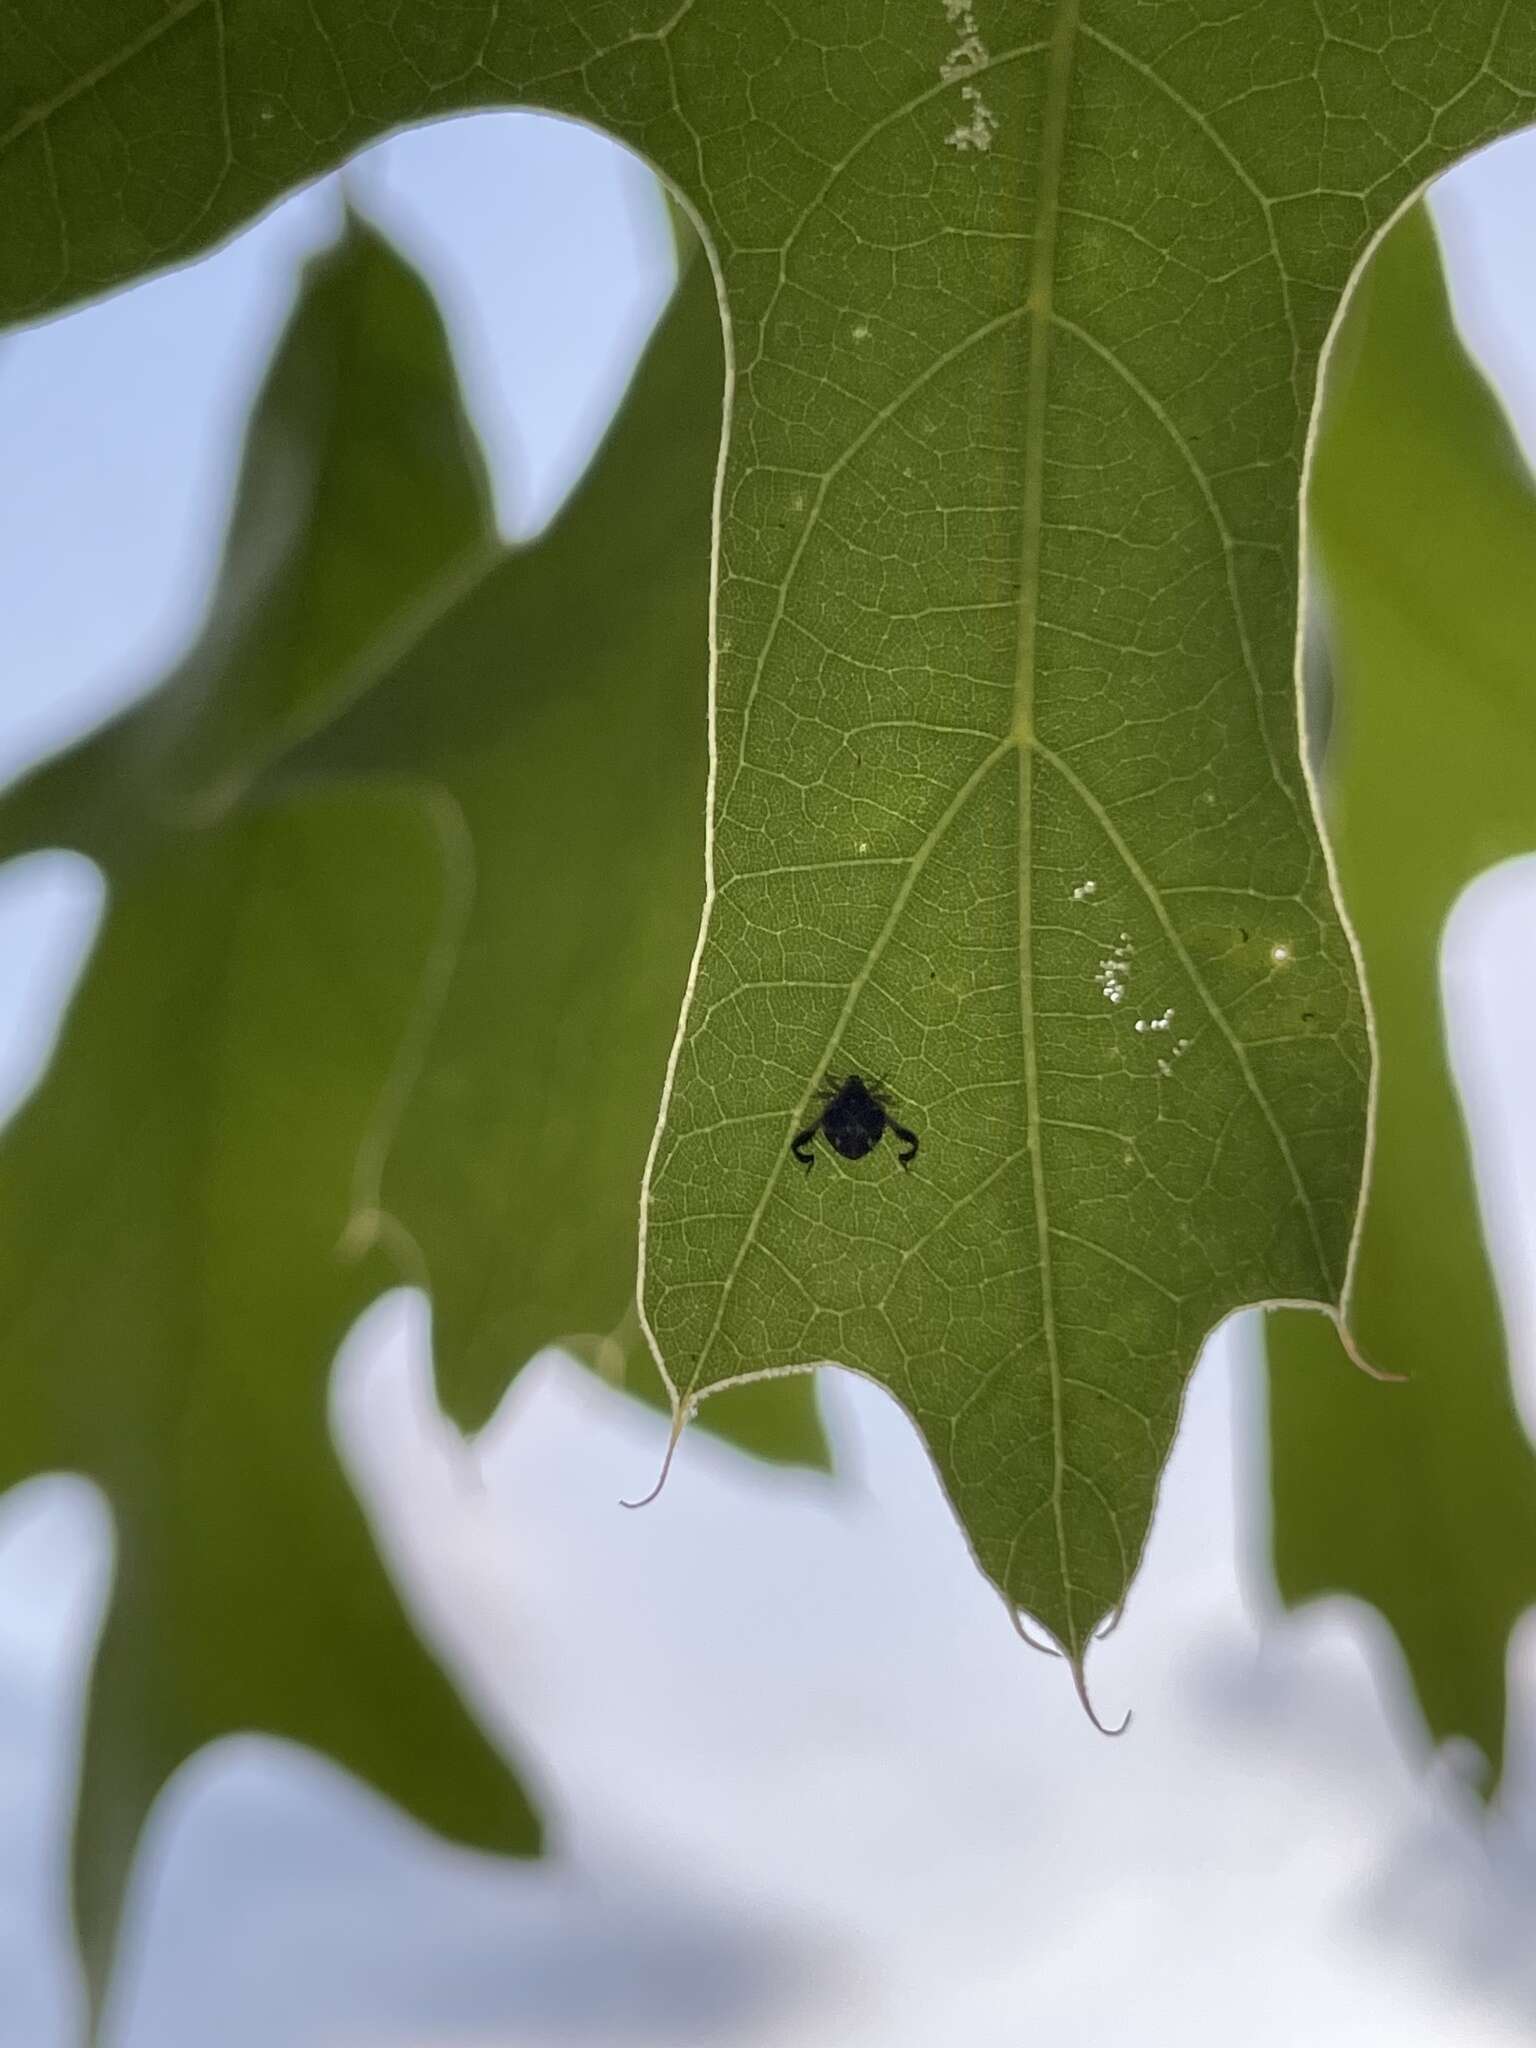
[1012,0,1080,1653]
[677,9,1087,1574]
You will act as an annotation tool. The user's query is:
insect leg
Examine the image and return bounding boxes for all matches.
[889,1121,919,1168]
[791,1127,818,1170]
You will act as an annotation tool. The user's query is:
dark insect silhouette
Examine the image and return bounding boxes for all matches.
[791,1074,919,1172]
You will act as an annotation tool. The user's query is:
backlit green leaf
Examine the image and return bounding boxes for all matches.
[8,1,1536,1689]
[1267,206,1536,1786]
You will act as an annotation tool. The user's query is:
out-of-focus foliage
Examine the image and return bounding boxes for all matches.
[1268,205,1536,1787]
[0,219,543,2000]
[0,216,822,2012]
[270,231,821,1457]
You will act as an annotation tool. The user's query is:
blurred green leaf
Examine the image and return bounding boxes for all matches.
[274,235,826,1462]
[0,214,823,2008]
[0,224,544,1999]
[0,217,496,866]
[9,0,1536,1693]
[1267,206,1536,1785]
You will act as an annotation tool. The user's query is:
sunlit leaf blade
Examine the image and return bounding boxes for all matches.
[7,2,1536,1680]
[641,7,1388,1685]
[275,240,826,1462]
[1266,207,1536,1785]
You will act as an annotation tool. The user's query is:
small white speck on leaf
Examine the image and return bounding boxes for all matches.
[1095,938,1133,1007]
[941,33,988,82]
[1270,943,1292,965]
[1071,879,1098,902]
[947,85,999,152]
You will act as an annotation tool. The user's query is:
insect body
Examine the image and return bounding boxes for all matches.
[791,1074,919,1172]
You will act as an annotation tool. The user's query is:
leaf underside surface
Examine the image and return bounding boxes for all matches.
[1268,206,1536,1788]
[6,2,1536,1690]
